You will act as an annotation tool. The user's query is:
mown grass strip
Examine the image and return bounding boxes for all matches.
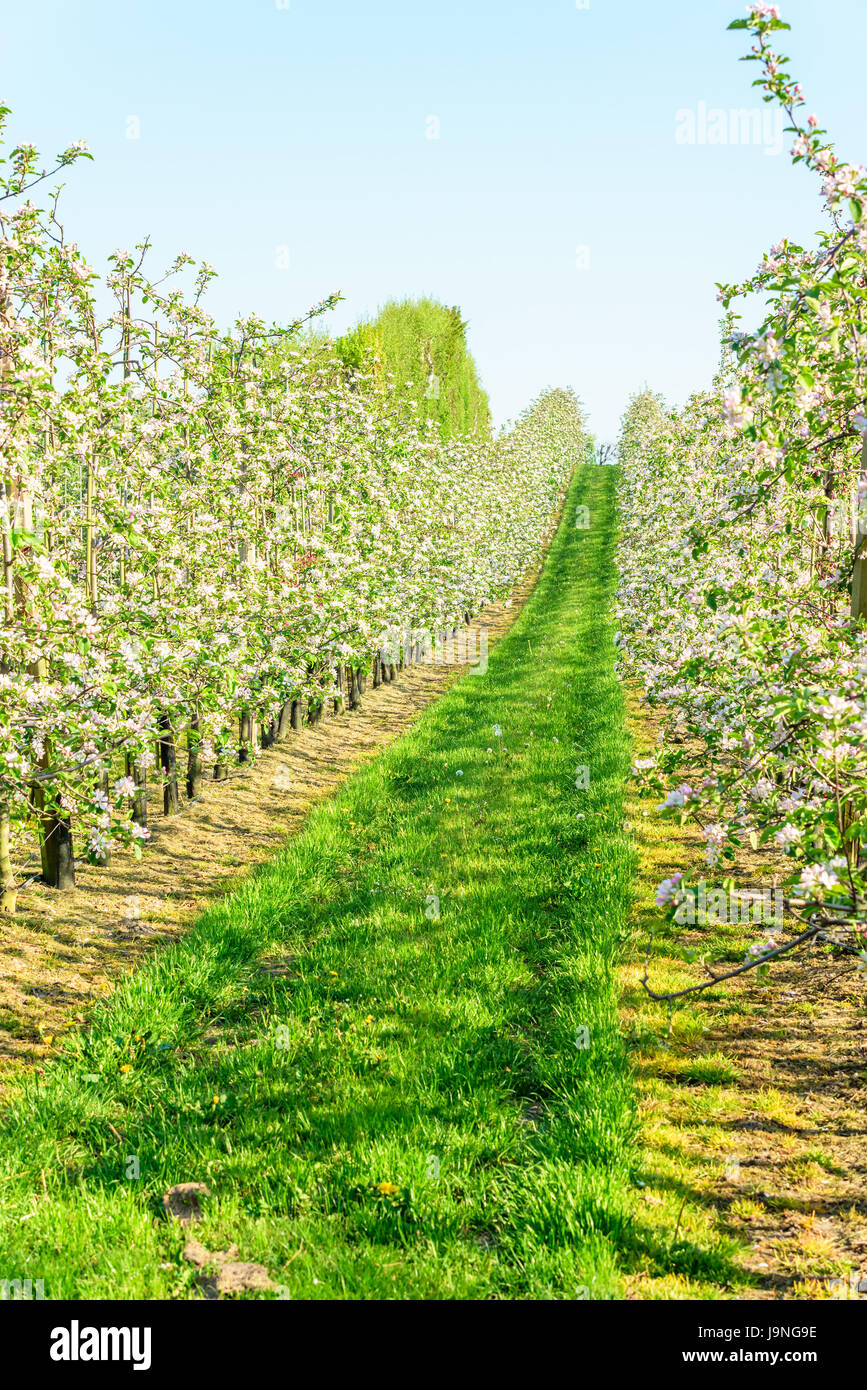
[0,463,636,1300]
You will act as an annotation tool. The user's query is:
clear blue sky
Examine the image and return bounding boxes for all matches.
[3,0,866,441]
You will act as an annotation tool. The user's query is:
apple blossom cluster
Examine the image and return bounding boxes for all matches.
[0,105,588,911]
[616,8,867,977]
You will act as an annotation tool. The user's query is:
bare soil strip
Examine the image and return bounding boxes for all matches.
[0,575,541,1093]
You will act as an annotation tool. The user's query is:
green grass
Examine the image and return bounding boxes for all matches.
[0,464,637,1300]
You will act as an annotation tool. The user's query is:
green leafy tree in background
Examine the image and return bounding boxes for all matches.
[335,297,491,440]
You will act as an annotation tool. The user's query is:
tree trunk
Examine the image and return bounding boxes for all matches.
[348,666,361,710]
[0,802,18,912]
[131,755,148,829]
[276,702,293,740]
[291,699,303,731]
[40,809,75,891]
[852,436,867,621]
[239,712,253,763]
[852,557,867,621]
[308,672,324,725]
[186,715,203,800]
[32,777,75,891]
[99,770,112,865]
[160,717,180,815]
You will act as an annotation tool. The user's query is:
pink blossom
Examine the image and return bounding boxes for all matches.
[656,873,683,908]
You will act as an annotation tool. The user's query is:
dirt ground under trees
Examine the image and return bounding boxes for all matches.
[623,696,867,1300]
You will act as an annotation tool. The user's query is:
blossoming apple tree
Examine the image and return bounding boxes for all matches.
[617,3,867,998]
[0,106,588,913]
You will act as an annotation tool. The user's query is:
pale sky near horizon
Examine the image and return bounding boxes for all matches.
[2,0,866,443]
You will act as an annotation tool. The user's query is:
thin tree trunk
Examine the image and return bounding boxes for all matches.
[32,760,75,891]
[0,802,17,912]
[159,717,180,815]
[186,715,203,799]
[39,806,75,890]
[131,755,148,829]
[276,701,293,740]
[99,769,112,866]
[348,666,361,710]
[308,672,324,725]
[851,438,867,622]
[239,712,253,763]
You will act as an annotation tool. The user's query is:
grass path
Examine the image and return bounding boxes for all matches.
[0,464,637,1300]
